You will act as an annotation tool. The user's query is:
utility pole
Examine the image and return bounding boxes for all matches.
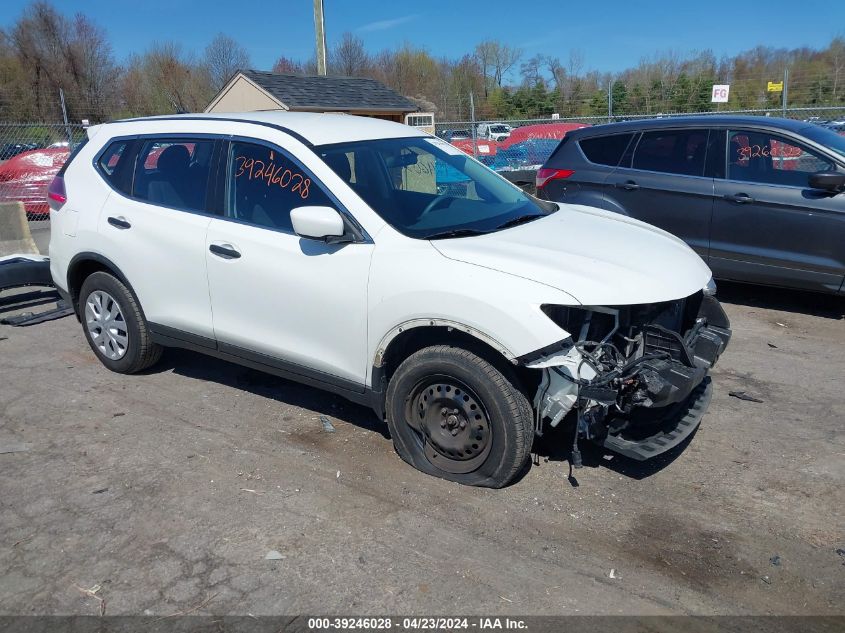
[607,80,613,122]
[313,0,327,76]
[782,67,789,117]
[469,92,478,158]
[59,88,72,145]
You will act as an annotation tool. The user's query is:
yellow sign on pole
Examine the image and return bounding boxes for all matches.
[767,81,784,92]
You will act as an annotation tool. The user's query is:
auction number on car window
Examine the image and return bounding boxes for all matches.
[234,153,311,199]
[737,145,772,159]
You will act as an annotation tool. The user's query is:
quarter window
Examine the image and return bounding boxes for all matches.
[96,140,134,195]
[226,141,334,232]
[728,130,835,187]
[132,139,214,212]
[578,134,635,166]
[632,129,708,176]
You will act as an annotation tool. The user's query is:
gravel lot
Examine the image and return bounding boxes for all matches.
[0,279,843,616]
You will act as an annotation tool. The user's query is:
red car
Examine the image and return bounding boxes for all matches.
[450,138,499,161]
[0,148,70,219]
[499,122,590,149]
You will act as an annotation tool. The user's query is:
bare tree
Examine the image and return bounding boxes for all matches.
[830,36,845,98]
[331,32,369,77]
[474,40,522,92]
[543,55,564,91]
[272,55,304,75]
[520,54,544,87]
[10,2,118,120]
[203,33,250,91]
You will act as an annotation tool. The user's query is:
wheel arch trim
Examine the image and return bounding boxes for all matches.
[66,252,134,311]
[372,318,517,372]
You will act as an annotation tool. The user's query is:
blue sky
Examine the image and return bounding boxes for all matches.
[1,0,842,77]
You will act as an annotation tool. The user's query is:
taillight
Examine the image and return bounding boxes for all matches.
[536,168,574,189]
[47,175,67,211]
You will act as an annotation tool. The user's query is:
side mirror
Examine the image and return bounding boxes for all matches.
[290,206,347,242]
[808,171,845,193]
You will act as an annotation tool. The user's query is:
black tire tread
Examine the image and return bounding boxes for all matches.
[79,272,162,374]
[387,344,533,488]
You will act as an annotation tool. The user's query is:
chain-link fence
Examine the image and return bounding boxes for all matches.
[0,122,86,224]
[435,105,845,180]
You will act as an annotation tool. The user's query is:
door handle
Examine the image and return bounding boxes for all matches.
[209,243,241,259]
[615,180,640,191]
[107,216,131,229]
[724,193,755,204]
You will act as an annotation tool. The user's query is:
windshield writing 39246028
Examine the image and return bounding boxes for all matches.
[234,154,311,199]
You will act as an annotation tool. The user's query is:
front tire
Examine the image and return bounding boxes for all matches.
[79,271,162,374]
[385,345,533,488]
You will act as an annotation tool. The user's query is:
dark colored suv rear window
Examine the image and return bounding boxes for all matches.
[632,129,708,176]
[578,133,635,166]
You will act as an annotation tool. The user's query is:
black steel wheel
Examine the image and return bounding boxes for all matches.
[406,376,493,474]
[385,344,533,487]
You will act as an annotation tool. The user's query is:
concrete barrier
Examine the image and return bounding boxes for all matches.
[0,201,39,256]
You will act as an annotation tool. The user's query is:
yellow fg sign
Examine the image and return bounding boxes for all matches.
[767,81,784,92]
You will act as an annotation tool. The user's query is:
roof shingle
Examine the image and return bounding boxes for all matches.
[242,70,418,112]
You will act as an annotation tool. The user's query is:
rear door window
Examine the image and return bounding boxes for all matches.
[132,139,215,212]
[578,133,635,166]
[728,130,836,187]
[632,129,709,176]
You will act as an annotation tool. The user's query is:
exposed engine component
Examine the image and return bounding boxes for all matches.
[529,291,731,459]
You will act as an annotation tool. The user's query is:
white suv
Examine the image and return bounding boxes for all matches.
[48,112,731,487]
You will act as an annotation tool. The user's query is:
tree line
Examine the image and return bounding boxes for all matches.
[1,1,844,124]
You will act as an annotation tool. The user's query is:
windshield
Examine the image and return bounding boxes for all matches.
[317,136,555,239]
[802,124,845,158]
[489,125,509,133]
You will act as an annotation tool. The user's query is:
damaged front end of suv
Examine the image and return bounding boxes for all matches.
[523,287,731,464]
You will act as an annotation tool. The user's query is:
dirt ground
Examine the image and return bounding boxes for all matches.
[0,281,843,616]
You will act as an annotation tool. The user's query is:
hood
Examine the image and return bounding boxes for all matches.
[431,204,712,306]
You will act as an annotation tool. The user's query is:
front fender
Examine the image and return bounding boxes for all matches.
[367,239,575,386]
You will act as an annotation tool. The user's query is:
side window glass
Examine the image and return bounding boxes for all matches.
[96,140,134,195]
[728,130,835,186]
[632,129,708,176]
[132,139,214,212]
[579,133,635,166]
[227,142,334,232]
[704,129,725,179]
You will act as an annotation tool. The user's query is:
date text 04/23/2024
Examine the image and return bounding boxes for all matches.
[307,617,528,630]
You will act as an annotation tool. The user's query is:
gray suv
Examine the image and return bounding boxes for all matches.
[536,116,845,294]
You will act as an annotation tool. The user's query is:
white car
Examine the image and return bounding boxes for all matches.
[477,123,512,142]
[48,112,731,488]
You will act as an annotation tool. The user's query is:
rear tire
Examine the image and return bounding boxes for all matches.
[79,271,162,374]
[385,345,533,488]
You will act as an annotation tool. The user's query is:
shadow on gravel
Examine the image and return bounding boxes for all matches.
[532,418,698,484]
[0,288,58,316]
[715,280,844,320]
[153,347,389,439]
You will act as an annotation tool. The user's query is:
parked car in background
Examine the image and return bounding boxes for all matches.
[438,129,472,142]
[450,137,498,165]
[477,123,512,141]
[49,111,729,487]
[500,122,590,150]
[0,142,39,160]
[536,116,845,294]
[492,138,560,170]
[0,147,69,219]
